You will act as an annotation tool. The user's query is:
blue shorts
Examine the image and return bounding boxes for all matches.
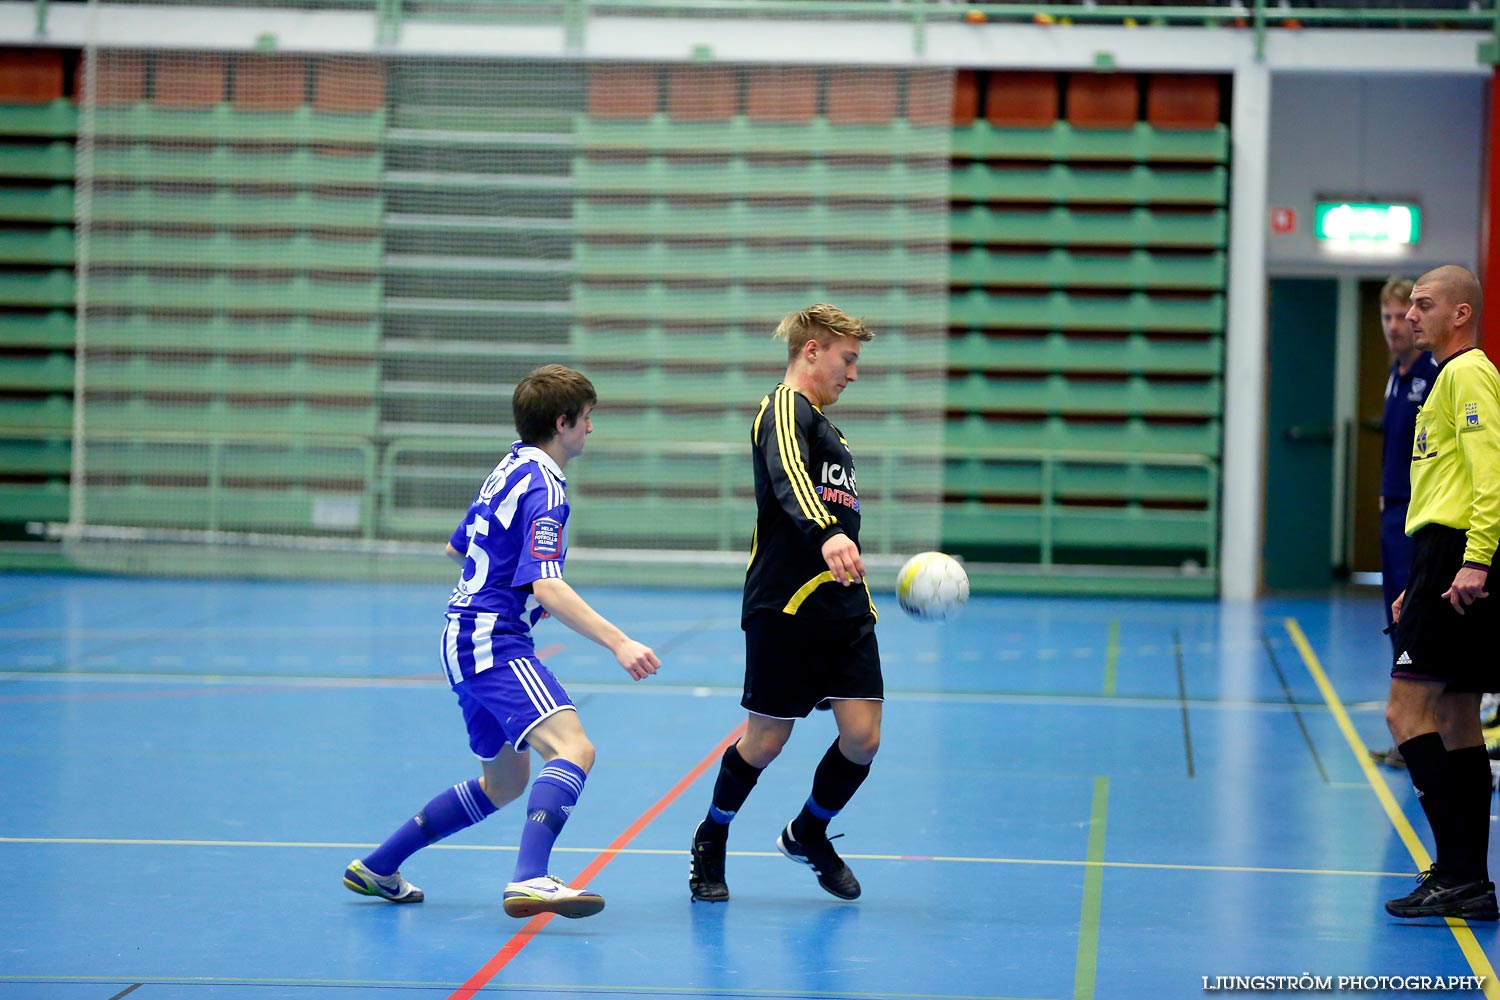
[451,655,575,759]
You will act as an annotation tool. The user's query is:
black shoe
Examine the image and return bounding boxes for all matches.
[689,821,729,903]
[1368,745,1407,769]
[1385,865,1499,920]
[776,823,861,900]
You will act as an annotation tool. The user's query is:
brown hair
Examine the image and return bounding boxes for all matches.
[773,303,873,361]
[513,364,597,445]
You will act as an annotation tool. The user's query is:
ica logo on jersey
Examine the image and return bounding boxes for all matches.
[818,461,860,512]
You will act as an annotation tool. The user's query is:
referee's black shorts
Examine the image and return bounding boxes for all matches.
[1390,524,1500,692]
[742,610,882,719]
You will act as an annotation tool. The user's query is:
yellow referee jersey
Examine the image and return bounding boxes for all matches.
[1406,347,1500,566]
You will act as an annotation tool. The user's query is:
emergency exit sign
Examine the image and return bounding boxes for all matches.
[1313,201,1421,245]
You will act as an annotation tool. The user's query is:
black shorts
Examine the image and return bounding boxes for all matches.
[1390,524,1500,692]
[742,611,882,719]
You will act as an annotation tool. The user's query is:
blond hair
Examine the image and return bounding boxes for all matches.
[1379,275,1414,307]
[773,303,873,361]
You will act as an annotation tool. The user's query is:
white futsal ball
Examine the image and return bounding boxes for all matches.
[896,551,969,622]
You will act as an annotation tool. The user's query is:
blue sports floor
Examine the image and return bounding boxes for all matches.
[1,571,1496,999]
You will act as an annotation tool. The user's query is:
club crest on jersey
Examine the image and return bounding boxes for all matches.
[1464,401,1482,430]
[1415,425,1428,455]
[530,517,562,559]
[1407,377,1428,402]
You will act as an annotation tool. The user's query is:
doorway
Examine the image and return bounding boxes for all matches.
[1263,277,1339,590]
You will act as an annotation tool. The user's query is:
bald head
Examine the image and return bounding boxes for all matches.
[1408,264,1483,361]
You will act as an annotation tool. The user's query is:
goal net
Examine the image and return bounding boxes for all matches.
[64,1,952,586]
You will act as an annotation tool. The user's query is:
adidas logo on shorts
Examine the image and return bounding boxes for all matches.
[1396,651,1413,666]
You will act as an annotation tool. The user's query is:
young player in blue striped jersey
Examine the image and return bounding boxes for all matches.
[690,304,881,904]
[345,364,660,919]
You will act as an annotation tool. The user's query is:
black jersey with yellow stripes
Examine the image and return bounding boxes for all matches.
[743,383,876,621]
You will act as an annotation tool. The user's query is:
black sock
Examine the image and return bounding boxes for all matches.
[1447,744,1493,883]
[1399,732,1454,872]
[792,739,872,842]
[700,741,763,843]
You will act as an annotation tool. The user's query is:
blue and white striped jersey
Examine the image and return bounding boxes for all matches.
[444,443,569,671]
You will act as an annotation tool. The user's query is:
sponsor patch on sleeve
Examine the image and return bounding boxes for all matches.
[1463,401,1484,431]
[530,516,562,559]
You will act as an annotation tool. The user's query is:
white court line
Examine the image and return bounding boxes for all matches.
[0,669,1387,713]
[0,836,1413,879]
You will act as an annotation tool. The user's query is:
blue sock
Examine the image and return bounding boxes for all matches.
[511,759,587,882]
[364,778,497,876]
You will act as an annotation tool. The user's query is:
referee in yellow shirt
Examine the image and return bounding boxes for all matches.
[1384,264,1500,921]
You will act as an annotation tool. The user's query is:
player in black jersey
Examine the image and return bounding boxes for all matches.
[689,304,881,904]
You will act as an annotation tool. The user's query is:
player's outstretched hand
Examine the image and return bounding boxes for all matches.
[614,639,660,681]
[821,533,865,587]
[1442,565,1490,616]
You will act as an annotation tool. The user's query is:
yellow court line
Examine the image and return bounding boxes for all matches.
[0,836,1415,878]
[1284,617,1499,999]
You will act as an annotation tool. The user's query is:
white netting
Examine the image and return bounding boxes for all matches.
[65,7,951,582]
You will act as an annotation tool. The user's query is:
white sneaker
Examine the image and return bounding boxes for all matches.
[343,859,424,903]
[502,874,605,919]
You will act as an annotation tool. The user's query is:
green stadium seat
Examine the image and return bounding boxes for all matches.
[947,330,1223,376]
[0,184,74,223]
[0,482,68,521]
[84,398,378,437]
[86,273,381,313]
[90,103,386,144]
[0,352,73,391]
[949,162,1227,206]
[942,502,1214,553]
[575,284,942,327]
[949,205,1226,249]
[0,100,77,138]
[0,310,74,348]
[0,140,75,180]
[577,114,950,158]
[944,454,1214,503]
[85,356,377,398]
[574,155,948,201]
[85,315,379,355]
[0,269,75,307]
[0,394,72,431]
[949,248,1225,291]
[946,371,1220,418]
[0,228,74,266]
[574,198,947,244]
[90,144,381,186]
[944,413,1221,456]
[89,485,369,533]
[951,121,1229,164]
[85,439,372,481]
[87,231,380,272]
[574,241,946,285]
[0,436,69,474]
[949,289,1224,333]
[90,188,380,229]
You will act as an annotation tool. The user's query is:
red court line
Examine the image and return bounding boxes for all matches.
[447,720,747,1000]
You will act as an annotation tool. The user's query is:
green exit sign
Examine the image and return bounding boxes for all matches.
[1313,201,1421,244]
